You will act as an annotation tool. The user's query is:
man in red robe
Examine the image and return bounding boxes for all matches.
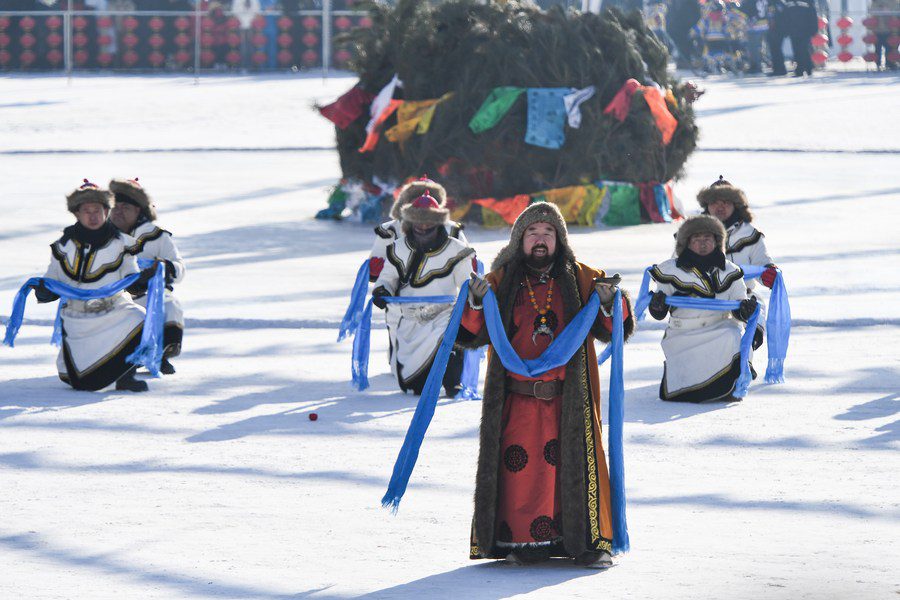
[457,202,634,568]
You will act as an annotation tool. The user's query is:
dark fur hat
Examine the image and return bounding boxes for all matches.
[66,179,114,214]
[109,177,157,221]
[675,214,727,256]
[400,192,450,226]
[492,201,576,270]
[697,175,753,222]
[390,177,448,220]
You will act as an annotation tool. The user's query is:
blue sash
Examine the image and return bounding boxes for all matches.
[337,259,371,342]
[4,263,167,376]
[634,264,790,384]
[382,283,631,553]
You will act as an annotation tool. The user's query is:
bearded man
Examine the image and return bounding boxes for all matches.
[457,202,634,568]
[109,178,186,375]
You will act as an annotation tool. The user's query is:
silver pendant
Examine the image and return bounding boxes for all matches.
[532,324,555,345]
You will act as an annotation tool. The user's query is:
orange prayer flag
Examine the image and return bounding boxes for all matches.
[359,99,403,153]
[641,87,677,146]
[471,195,531,225]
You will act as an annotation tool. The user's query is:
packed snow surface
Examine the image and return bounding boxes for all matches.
[0,71,898,599]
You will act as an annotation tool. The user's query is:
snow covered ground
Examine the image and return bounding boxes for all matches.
[0,71,898,599]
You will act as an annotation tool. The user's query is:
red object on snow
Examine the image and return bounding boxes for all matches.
[811,50,828,65]
[309,413,318,421]
[836,16,853,30]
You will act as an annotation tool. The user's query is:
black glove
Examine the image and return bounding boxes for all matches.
[127,262,159,296]
[648,291,669,320]
[752,327,764,350]
[164,260,177,285]
[733,295,758,322]
[372,286,391,310]
[34,278,60,304]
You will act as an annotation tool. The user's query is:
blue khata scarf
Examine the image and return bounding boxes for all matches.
[382,283,631,554]
[342,259,485,399]
[4,261,167,376]
[633,264,790,385]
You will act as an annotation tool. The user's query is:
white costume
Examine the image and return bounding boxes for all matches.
[373,235,475,390]
[725,220,774,329]
[129,220,186,357]
[369,219,467,281]
[651,258,750,402]
[45,230,145,390]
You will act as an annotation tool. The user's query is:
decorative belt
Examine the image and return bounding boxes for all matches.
[669,312,730,330]
[506,378,564,400]
[66,293,122,314]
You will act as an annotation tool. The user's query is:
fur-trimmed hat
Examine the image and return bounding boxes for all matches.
[66,179,114,214]
[492,201,576,270]
[675,214,727,256]
[109,177,157,221]
[400,192,450,226]
[697,175,753,223]
[390,176,448,220]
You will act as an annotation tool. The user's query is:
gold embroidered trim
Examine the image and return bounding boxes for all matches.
[727,229,763,254]
[580,347,601,545]
[662,351,742,398]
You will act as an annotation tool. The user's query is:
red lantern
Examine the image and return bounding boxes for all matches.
[358,17,373,28]
[252,15,266,31]
[863,51,877,62]
[149,34,165,49]
[149,17,164,31]
[836,16,853,30]
[225,49,241,65]
[20,49,36,66]
[20,16,36,31]
[817,16,828,30]
[46,48,63,64]
[252,50,267,65]
[226,17,241,30]
[0,17,10,31]
[201,17,215,31]
[888,35,900,47]
[302,32,318,47]
[0,50,9,66]
[227,32,241,47]
[72,16,87,30]
[97,16,113,29]
[123,16,139,31]
[277,32,292,48]
[838,50,853,62]
[72,32,88,47]
[811,33,828,48]
[837,34,853,47]
[301,49,318,65]
[175,17,190,31]
[862,16,878,29]
[97,33,113,47]
[175,49,191,64]
[302,17,320,30]
[889,50,900,63]
[46,16,62,30]
[334,49,351,64]
[890,16,900,29]
[277,49,292,65]
[0,33,11,48]
[123,50,140,66]
[74,49,89,65]
[811,50,828,65]
[252,33,266,47]
[19,33,36,49]
[201,49,215,65]
[334,16,351,30]
[123,33,139,48]
[149,51,165,67]
[97,52,114,66]
[175,32,191,47]
[201,32,215,47]
[862,32,877,45]
[278,16,293,31]
[47,31,63,47]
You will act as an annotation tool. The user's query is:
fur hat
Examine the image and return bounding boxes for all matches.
[390,177,448,220]
[66,179,114,214]
[675,214,727,256]
[697,175,753,222]
[492,201,576,270]
[109,177,157,221]
[400,192,450,226]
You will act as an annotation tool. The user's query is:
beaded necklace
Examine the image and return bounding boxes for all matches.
[525,274,557,343]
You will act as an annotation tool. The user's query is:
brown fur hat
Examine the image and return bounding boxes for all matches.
[390,177,448,220]
[675,214,727,256]
[492,201,576,270]
[109,177,157,221]
[400,192,450,226]
[697,175,753,222]
[66,179,114,214]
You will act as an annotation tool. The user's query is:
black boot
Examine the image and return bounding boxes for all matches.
[160,358,176,375]
[116,368,148,392]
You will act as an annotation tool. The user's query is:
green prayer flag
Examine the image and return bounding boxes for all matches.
[601,184,642,226]
[468,87,526,134]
